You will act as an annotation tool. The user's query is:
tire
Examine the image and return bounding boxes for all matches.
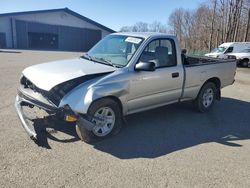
[76,98,123,143]
[237,62,242,67]
[195,82,217,113]
[241,60,249,68]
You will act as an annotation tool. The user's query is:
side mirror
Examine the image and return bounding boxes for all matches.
[135,61,156,72]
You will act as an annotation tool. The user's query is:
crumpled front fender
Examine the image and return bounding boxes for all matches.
[59,79,129,115]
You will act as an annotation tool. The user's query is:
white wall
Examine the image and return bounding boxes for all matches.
[0,10,113,48]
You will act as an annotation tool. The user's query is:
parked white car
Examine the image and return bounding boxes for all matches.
[205,42,250,67]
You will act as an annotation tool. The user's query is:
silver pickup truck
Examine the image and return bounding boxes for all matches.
[15,32,236,143]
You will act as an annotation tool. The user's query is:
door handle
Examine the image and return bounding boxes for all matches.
[172,72,179,78]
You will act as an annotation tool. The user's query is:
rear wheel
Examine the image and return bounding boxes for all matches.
[76,98,123,143]
[195,82,217,113]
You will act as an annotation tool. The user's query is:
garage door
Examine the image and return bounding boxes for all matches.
[58,26,101,51]
[84,28,102,50]
[0,32,6,48]
[58,26,85,51]
[15,20,102,51]
[28,32,58,49]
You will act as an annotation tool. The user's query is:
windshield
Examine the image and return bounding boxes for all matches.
[211,47,226,53]
[87,35,143,67]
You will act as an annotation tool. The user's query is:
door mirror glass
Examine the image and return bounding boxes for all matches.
[135,61,155,71]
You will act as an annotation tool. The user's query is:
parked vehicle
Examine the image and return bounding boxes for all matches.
[227,49,250,67]
[15,33,237,143]
[205,42,250,58]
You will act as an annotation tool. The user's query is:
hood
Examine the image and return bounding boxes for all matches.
[22,57,117,91]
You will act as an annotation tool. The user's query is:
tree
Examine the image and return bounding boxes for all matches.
[168,8,185,46]
[209,0,217,51]
[244,6,250,41]
[119,21,167,33]
[119,26,132,32]
[149,21,167,33]
[132,22,149,32]
[120,0,249,54]
[168,0,249,53]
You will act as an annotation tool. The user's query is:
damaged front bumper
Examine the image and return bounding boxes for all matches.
[15,95,38,141]
[14,86,95,142]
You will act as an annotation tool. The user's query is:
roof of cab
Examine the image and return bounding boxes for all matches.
[111,32,175,39]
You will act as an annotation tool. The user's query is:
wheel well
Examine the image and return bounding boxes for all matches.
[205,77,221,90]
[201,77,221,100]
[90,96,123,114]
[107,96,123,113]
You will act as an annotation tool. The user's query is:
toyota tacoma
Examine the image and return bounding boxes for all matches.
[15,32,237,143]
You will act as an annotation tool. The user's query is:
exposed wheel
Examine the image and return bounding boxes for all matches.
[195,82,217,113]
[241,60,249,68]
[76,98,123,143]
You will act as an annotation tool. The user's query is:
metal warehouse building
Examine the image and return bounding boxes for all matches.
[0,8,114,51]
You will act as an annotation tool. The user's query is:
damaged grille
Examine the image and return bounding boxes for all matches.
[20,76,61,106]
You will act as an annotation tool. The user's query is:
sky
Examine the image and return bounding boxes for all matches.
[0,0,205,31]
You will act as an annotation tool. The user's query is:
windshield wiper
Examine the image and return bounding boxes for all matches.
[96,58,124,68]
[81,54,122,68]
[92,57,122,68]
[93,57,114,66]
[81,53,93,61]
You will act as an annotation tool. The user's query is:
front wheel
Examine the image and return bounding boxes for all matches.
[195,82,217,113]
[76,98,123,143]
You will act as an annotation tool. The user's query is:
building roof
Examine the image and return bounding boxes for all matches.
[0,8,115,33]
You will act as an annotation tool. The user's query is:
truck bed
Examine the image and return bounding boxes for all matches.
[181,55,236,101]
[183,55,236,66]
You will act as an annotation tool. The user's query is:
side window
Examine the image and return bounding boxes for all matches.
[225,47,233,54]
[140,38,177,68]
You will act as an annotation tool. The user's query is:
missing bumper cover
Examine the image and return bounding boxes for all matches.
[15,88,95,142]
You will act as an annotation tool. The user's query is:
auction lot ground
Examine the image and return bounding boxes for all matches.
[0,49,250,188]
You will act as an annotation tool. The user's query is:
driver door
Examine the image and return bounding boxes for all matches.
[127,38,183,113]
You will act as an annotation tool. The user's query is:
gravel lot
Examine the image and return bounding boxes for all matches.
[0,49,250,188]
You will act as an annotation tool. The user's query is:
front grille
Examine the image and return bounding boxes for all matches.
[20,76,61,106]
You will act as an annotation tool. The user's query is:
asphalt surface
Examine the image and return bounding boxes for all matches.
[0,49,250,188]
